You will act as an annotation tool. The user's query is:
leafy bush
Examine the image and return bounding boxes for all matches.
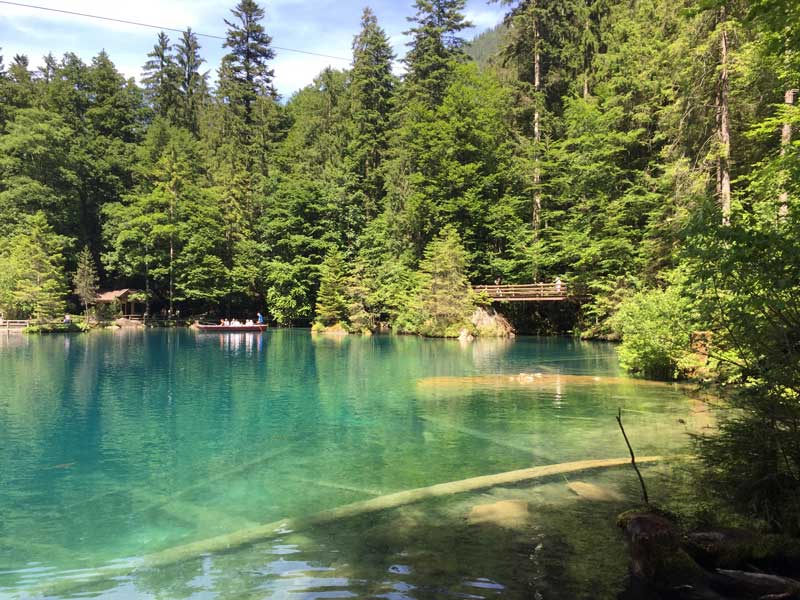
[610,284,698,379]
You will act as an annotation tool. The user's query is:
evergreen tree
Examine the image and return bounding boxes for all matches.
[38,52,58,83]
[174,28,208,134]
[141,32,180,121]
[401,225,475,336]
[347,7,396,220]
[404,0,472,106]
[218,0,277,123]
[314,250,349,327]
[0,213,67,320]
[73,245,99,315]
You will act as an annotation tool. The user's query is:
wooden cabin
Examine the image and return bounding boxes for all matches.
[95,289,144,317]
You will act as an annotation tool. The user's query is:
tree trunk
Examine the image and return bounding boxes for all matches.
[169,191,175,317]
[779,89,796,218]
[532,15,542,241]
[717,7,732,225]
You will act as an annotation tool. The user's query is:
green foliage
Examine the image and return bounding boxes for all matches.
[314,250,349,327]
[686,140,800,532]
[610,283,699,380]
[73,246,99,314]
[347,8,396,221]
[0,213,67,320]
[142,32,181,121]
[218,0,276,119]
[398,226,476,337]
[404,0,472,107]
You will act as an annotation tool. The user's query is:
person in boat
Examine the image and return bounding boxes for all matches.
[257,312,264,325]
[245,319,254,326]
[224,319,230,326]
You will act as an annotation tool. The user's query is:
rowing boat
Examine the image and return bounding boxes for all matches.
[194,324,267,332]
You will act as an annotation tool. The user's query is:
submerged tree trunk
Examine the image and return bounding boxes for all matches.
[779,89,796,218]
[716,7,732,225]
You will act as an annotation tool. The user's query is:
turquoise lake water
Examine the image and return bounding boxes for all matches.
[0,330,706,599]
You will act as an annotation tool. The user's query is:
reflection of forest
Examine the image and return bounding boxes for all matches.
[0,331,700,595]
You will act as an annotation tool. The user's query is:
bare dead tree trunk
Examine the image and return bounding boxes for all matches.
[617,408,649,504]
[717,7,732,225]
[779,89,797,218]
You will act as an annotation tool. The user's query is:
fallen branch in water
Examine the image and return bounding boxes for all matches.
[616,408,649,504]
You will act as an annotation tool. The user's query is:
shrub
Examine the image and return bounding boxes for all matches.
[610,285,698,379]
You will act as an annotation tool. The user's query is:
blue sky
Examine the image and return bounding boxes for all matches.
[0,1,506,97]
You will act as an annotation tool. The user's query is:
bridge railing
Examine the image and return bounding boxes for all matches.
[1,319,30,331]
[472,283,570,301]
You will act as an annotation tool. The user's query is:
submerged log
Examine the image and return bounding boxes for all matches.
[32,455,663,597]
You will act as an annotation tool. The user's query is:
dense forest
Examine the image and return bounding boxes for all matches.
[1,0,799,548]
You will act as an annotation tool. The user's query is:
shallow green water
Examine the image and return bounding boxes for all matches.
[0,330,703,598]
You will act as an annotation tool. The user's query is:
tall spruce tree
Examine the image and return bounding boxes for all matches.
[404,0,472,106]
[174,28,208,134]
[314,250,349,327]
[73,245,99,315]
[218,0,277,124]
[0,213,67,320]
[347,7,396,220]
[141,32,180,121]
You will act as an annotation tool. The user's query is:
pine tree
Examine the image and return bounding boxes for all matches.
[39,53,58,83]
[314,250,349,327]
[218,0,277,124]
[174,28,208,134]
[404,0,472,106]
[406,225,475,336]
[141,32,180,121]
[73,245,98,315]
[0,213,67,320]
[348,7,396,220]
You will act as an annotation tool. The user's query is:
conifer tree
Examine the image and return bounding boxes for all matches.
[73,245,98,315]
[39,53,58,83]
[218,0,277,124]
[348,7,396,219]
[142,32,180,121]
[407,225,475,336]
[0,213,67,320]
[314,250,349,327]
[404,0,472,106]
[174,28,208,134]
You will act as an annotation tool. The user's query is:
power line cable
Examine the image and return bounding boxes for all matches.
[0,0,351,61]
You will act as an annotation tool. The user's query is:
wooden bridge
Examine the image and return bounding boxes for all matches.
[1,319,30,332]
[472,282,573,302]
